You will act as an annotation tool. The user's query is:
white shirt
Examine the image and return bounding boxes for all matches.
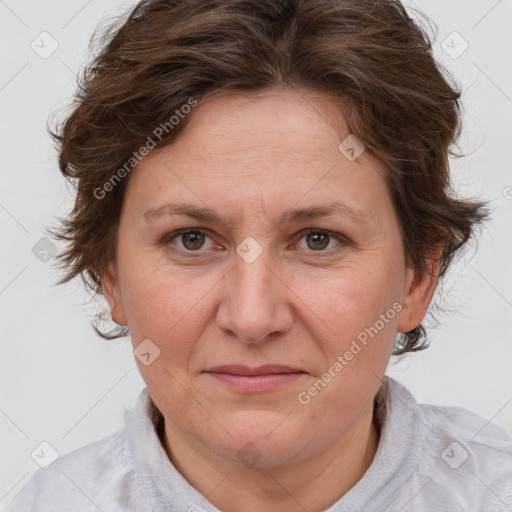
[6,376,512,511]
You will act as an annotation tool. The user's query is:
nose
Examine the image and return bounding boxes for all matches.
[215,240,294,345]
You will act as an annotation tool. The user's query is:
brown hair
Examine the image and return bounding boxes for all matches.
[48,0,489,355]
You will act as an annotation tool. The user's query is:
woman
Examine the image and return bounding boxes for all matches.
[7,0,512,510]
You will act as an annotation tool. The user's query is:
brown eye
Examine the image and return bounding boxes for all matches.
[181,231,205,250]
[306,232,329,250]
[297,229,342,252]
[167,230,215,252]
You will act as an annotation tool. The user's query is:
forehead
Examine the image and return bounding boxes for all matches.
[124,89,390,223]
[170,89,354,162]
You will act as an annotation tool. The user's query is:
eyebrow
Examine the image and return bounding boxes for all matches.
[143,201,368,226]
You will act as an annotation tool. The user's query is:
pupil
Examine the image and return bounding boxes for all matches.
[183,231,204,250]
[307,232,328,250]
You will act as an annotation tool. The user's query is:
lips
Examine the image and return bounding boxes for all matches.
[206,364,306,376]
[205,365,307,392]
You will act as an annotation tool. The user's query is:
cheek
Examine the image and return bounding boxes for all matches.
[294,255,403,349]
[292,265,401,433]
[119,262,221,356]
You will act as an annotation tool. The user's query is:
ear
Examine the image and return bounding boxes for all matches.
[101,263,128,325]
[397,244,443,333]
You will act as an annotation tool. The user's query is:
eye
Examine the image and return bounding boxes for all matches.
[296,229,342,253]
[165,229,216,253]
[163,228,345,257]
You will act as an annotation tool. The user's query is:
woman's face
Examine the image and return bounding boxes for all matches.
[104,88,435,467]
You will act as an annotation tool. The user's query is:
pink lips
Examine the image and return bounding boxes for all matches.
[205,365,307,392]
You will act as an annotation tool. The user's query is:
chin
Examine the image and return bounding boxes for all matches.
[202,414,307,466]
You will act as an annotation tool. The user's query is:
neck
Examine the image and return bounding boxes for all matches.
[159,402,380,512]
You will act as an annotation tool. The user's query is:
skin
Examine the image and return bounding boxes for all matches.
[102,87,441,512]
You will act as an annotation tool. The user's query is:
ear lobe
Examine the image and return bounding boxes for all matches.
[101,263,128,325]
[396,244,443,333]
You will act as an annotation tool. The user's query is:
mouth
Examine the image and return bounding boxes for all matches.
[204,365,307,392]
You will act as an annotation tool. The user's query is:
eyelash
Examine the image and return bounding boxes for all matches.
[162,228,346,258]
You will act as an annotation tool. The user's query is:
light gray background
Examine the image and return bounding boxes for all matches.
[1,0,511,508]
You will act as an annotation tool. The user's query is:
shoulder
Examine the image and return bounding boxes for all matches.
[6,429,134,512]
[416,399,512,509]
[418,400,512,465]
[378,377,512,511]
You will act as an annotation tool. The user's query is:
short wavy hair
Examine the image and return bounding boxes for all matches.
[49,0,489,355]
